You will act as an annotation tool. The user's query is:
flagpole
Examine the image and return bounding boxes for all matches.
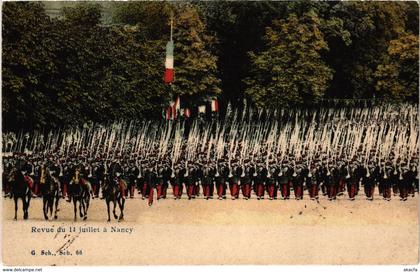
[170,10,173,42]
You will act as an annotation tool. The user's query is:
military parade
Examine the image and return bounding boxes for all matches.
[2,102,418,221]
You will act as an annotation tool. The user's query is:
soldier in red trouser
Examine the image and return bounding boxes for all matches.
[240,162,252,199]
[266,165,277,200]
[171,167,183,199]
[363,165,375,200]
[292,166,303,200]
[201,164,214,200]
[146,166,157,206]
[278,166,291,200]
[255,165,267,200]
[306,168,318,200]
[185,164,196,200]
[230,163,241,200]
[215,164,228,200]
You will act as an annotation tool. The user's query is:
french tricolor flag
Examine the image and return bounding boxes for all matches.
[211,99,219,112]
[164,40,174,84]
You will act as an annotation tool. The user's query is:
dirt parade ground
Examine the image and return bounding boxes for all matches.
[2,189,418,266]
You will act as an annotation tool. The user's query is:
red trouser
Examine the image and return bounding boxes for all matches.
[173,184,180,198]
[280,184,290,198]
[364,184,375,198]
[310,184,318,198]
[118,181,126,198]
[203,185,210,197]
[24,176,33,190]
[148,188,154,205]
[256,184,265,197]
[187,184,195,198]
[217,183,225,197]
[93,184,100,197]
[242,184,251,198]
[231,183,239,197]
[62,183,68,197]
[33,182,40,195]
[392,185,399,195]
[294,185,303,198]
[142,182,148,197]
[328,185,337,198]
[339,180,345,192]
[348,183,356,198]
[267,184,275,198]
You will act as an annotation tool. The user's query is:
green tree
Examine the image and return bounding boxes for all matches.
[113,2,221,106]
[171,4,221,100]
[244,11,333,108]
[374,34,419,102]
[2,2,55,130]
[328,2,412,99]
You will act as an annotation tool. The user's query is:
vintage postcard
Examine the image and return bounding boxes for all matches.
[1,1,418,268]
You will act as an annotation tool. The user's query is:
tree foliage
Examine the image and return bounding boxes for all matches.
[244,11,333,108]
[375,34,419,102]
[2,1,418,131]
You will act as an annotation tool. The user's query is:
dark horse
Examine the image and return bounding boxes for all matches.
[11,169,32,220]
[40,172,60,220]
[70,179,91,221]
[103,176,125,222]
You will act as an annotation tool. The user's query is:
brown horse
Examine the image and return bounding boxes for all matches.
[11,169,32,220]
[103,176,125,222]
[40,172,60,220]
[70,179,91,221]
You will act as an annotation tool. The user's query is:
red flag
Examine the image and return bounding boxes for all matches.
[211,99,219,112]
[166,107,172,120]
[164,69,174,84]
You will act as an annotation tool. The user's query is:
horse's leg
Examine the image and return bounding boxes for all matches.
[22,195,29,220]
[73,199,77,221]
[113,199,118,219]
[43,197,49,220]
[106,200,111,222]
[54,194,59,219]
[24,192,31,220]
[79,199,84,218]
[121,198,125,219]
[118,198,124,222]
[84,193,90,220]
[84,196,89,213]
[49,197,54,219]
[83,198,88,221]
[14,197,18,220]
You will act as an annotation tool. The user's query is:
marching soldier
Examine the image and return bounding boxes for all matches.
[241,162,252,200]
[230,163,241,200]
[146,165,157,206]
[266,164,277,200]
[363,164,375,200]
[278,165,291,200]
[255,164,267,200]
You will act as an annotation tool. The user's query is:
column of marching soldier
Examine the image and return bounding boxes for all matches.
[3,152,418,207]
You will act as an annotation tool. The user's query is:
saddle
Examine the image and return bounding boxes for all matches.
[24,175,33,189]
